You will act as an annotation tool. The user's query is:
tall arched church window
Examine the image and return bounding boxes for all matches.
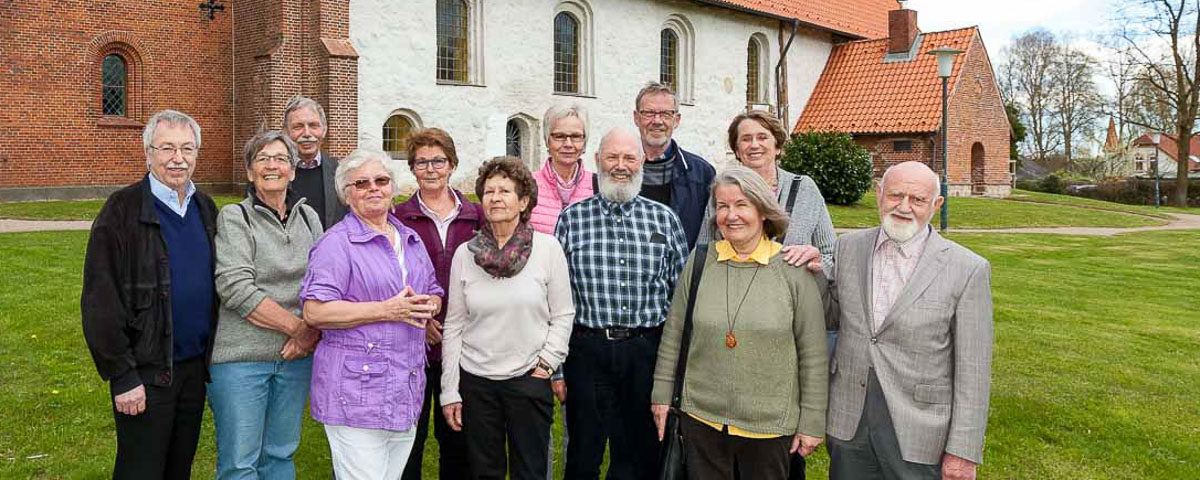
[660,29,678,93]
[436,0,469,82]
[506,119,523,158]
[102,54,127,116]
[554,12,580,94]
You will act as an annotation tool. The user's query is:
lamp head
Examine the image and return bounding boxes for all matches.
[927,46,965,78]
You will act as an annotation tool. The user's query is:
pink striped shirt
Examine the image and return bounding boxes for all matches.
[871,226,931,332]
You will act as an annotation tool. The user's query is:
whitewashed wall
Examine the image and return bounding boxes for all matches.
[351,0,833,191]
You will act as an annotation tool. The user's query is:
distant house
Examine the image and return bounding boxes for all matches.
[1129,134,1200,179]
[793,6,1011,197]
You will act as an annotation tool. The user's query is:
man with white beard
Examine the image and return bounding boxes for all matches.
[554,128,689,480]
[826,161,994,480]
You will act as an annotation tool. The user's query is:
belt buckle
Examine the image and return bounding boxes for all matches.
[605,327,630,340]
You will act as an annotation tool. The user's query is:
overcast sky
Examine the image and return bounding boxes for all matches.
[906,0,1115,58]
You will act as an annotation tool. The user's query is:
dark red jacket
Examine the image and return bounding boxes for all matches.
[393,189,483,364]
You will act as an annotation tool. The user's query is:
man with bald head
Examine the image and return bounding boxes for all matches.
[555,128,688,479]
[826,161,993,480]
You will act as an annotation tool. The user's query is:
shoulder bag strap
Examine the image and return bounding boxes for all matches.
[670,243,709,408]
[236,203,252,232]
[784,175,802,214]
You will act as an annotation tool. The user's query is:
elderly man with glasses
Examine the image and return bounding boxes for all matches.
[631,82,715,250]
[82,109,220,479]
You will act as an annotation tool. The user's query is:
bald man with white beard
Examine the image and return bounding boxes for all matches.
[826,162,993,480]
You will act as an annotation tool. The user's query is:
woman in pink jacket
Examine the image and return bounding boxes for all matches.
[529,103,595,235]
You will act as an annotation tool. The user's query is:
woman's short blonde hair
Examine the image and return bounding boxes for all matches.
[334,148,405,205]
[708,166,790,240]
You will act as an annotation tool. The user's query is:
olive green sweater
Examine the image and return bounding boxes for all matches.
[651,248,828,437]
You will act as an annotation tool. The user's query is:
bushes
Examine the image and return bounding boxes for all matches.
[1072,178,1200,207]
[780,131,873,205]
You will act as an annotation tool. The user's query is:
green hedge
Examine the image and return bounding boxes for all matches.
[780,131,873,205]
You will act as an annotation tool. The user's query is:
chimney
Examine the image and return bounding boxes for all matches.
[889,4,918,54]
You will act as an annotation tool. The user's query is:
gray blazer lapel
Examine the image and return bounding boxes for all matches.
[321,155,338,223]
[860,227,879,331]
[877,229,949,335]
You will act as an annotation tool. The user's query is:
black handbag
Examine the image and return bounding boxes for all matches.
[658,243,709,480]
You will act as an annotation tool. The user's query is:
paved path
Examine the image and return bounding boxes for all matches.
[3,213,1199,236]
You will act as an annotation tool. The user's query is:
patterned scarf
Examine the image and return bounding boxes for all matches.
[467,221,534,278]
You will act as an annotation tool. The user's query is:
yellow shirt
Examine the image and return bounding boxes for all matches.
[692,236,785,439]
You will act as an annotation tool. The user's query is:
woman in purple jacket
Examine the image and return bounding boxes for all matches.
[392,128,483,480]
[300,149,443,480]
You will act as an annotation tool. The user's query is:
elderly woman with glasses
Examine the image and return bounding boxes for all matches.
[391,128,483,480]
[300,149,444,479]
[440,157,574,480]
[529,103,595,236]
[209,130,325,479]
[651,166,828,480]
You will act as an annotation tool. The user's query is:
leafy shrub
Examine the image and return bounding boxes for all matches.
[780,131,873,205]
[1071,179,1200,207]
[1035,174,1066,195]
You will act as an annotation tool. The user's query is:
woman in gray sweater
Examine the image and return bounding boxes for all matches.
[210,131,324,479]
[651,167,828,480]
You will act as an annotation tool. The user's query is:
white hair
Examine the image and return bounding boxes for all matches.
[142,110,202,152]
[282,96,327,129]
[334,149,405,205]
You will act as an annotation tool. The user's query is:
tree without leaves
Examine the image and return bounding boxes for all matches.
[1116,0,1197,206]
[1051,44,1102,167]
[1001,29,1062,161]
[1099,43,1140,144]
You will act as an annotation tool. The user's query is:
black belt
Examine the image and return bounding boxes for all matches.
[574,325,662,341]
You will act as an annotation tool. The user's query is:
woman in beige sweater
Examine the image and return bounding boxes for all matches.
[651,166,828,480]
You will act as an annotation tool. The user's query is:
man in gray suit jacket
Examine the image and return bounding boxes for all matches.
[284,96,349,229]
[827,161,993,480]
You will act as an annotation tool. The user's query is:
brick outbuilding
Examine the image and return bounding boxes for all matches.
[794,8,1011,197]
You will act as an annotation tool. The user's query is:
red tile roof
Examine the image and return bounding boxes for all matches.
[1132,134,1200,171]
[703,0,899,39]
[794,27,978,134]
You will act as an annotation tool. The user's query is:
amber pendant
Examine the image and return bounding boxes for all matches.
[725,331,737,348]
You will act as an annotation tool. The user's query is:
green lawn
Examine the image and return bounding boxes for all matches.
[1,226,1197,478]
[0,196,243,220]
[1005,189,1198,218]
[827,191,1167,229]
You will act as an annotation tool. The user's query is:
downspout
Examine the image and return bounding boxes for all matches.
[775,19,799,125]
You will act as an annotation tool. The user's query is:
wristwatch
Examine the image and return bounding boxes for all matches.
[537,359,554,375]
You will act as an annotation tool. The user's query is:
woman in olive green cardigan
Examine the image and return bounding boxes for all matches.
[651,166,828,480]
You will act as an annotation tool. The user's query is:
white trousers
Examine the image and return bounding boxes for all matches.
[324,424,417,480]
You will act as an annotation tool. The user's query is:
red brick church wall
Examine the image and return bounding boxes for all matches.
[946,33,1010,193]
[0,2,235,199]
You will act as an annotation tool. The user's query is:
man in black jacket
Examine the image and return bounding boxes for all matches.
[283,95,349,229]
[82,109,219,479]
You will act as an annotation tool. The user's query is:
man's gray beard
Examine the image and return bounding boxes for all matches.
[598,169,644,204]
[881,210,923,242]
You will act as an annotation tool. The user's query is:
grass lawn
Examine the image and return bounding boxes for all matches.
[1005,189,1199,218]
[826,191,1167,229]
[0,196,243,220]
[1,226,1197,478]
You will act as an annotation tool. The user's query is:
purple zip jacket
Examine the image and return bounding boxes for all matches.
[300,212,444,431]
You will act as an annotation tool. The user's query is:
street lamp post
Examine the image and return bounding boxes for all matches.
[1152,133,1161,209]
[928,46,964,232]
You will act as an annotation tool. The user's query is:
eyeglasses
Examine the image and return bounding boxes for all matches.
[549,133,586,144]
[149,144,198,158]
[412,158,449,170]
[253,154,292,165]
[346,176,392,191]
[636,110,678,120]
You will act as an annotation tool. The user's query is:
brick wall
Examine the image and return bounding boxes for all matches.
[946,32,1010,195]
[0,1,234,197]
[854,134,938,178]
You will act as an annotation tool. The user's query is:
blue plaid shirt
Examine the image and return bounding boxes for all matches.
[555,195,689,329]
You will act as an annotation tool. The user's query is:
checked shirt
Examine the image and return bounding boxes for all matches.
[555,195,688,329]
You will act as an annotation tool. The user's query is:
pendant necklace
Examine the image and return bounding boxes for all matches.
[724,261,760,349]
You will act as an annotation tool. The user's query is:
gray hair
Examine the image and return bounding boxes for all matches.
[635,81,679,111]
[282,96,327,129]
[596,127,646,160]
[708,166,790,240]
[334,148,404,205]
[542,103,590,146]
[142,110,202,152]
[242,130,299,170]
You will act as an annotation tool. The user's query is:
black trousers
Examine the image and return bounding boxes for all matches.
[111,357,206,480]
[460,370,554,480]
[828,370,941,480]
[679,414,792,480]
[563,329,661,480]
[404,363,471,480]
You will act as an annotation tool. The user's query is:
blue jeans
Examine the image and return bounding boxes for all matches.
[208,357,313,480]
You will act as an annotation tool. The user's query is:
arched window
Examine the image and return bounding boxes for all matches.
[383,114,417,160]
[506,114,539,169]
[506,119,523,158]
[660,29,678,93]
[436,0,469,82]
[554,12,580,94]
[746,35,770,104]
[102,54,127,116]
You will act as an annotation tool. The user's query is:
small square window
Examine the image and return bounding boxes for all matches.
[893,140,912,153]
